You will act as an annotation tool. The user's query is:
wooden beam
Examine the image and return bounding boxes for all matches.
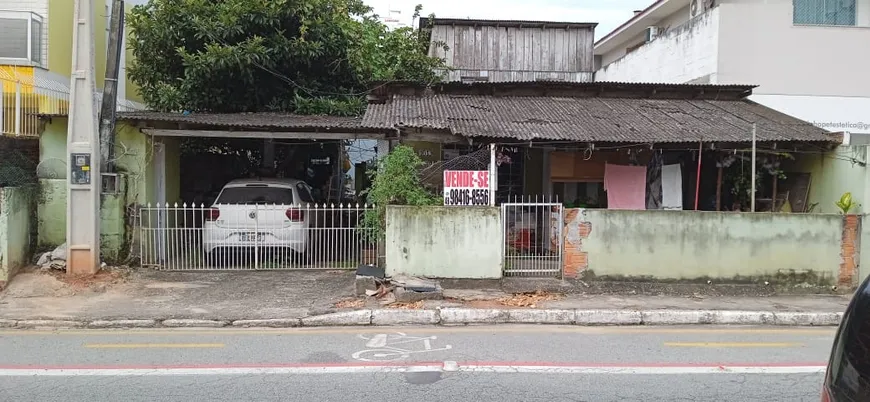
[141,129,389,140]
[399,129,469,144]
[716,164,723,211]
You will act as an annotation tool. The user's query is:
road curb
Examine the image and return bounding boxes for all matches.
[88,320,158,329]
[0,309,845,330]
[162,319,229,328]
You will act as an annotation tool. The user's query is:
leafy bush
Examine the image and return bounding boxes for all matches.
[360,145,440,241]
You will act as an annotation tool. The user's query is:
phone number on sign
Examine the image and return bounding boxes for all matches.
[444,188,490,206]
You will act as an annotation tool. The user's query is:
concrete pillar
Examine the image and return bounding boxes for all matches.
[66,0,101,275]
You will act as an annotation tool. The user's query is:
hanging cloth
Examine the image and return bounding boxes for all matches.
[661,164,684,210]
[604,164,647,210]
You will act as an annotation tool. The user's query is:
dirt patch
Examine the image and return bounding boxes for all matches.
[388,301,424,309]
[53,269,128,293]
[498,291,563,308]
[335,298,366,309]
[1,267,130,298]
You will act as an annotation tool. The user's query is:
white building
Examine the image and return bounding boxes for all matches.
[593,0,870,134]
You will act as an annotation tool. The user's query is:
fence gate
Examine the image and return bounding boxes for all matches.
[501,202,563,277]
[139,203,379,271]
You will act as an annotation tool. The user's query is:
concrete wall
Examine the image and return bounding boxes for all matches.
[595,7,720,84]
[0,186,33,288]
[386,206,502,278]
[717,0,870,98]
[598,5,692,68]
[564,209,847,284]
[37,118,155,261]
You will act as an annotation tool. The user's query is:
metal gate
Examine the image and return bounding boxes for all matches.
[501,202,563,277]
[139,203,379,270]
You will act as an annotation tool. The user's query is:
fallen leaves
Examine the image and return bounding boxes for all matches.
[497,290,563,308]
[388,301,424,309]
[335,298,366,309]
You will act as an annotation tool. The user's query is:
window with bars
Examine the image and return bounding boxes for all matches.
[0,11,44,65]
[793,0,856,26]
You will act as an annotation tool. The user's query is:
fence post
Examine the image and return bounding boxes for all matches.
[14,81,22,136]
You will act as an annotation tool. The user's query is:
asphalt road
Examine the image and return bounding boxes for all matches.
[0,325,835,401]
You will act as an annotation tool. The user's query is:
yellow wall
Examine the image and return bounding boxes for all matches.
[47,0,107,87]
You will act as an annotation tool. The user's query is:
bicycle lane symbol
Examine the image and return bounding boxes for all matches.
[352,332,453,362]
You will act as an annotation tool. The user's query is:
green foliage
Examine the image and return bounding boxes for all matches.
[360,145,440,241]
[127,0,447,114]
[836,192,856,214]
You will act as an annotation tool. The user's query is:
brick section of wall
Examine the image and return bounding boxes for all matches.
[840,214,861,288]
[562,208,592,279]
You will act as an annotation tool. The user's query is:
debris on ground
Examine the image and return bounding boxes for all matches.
[498,290,564,308]
[387,301,424,309]
[354,265,443,307]
[35,243,108,271]
[335,298,366,309]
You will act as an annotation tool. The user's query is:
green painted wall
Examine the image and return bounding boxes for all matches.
[37,118,152,261]
[386,206,503,278]
[37,179,65,247]
[0,187,34,285]
[577,209,843,284]
[788,146,867,214]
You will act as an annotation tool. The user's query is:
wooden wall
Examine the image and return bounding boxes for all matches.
[429,23,595,82]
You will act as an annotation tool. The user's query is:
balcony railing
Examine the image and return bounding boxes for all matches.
[1,74,147,137]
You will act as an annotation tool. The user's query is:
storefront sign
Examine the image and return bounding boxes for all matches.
[443,170,490,206]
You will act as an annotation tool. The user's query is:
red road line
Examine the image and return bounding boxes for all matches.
[0,361,828,370]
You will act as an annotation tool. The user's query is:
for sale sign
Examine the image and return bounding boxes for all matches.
[443,170,490,206]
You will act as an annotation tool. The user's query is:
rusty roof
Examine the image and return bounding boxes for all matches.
[362,94,837,143]
[425,18,597,30]
[369,80,757,101]
[117,112,369,131]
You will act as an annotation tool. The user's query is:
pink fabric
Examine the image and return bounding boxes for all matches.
[604,164,647,210]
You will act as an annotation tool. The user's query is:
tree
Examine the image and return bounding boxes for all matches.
[127,0,447,115]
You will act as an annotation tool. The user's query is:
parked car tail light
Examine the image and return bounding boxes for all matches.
[205,208,220,221]
[286,207,304,222]
[821,386,831,402]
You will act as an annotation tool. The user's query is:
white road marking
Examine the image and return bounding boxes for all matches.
[0,364,827,377]
[353,332,453,362]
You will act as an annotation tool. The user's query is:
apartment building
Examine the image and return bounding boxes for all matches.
[0,0,143,136]
[593,0,870,135]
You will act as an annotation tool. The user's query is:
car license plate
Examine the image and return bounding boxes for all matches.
[240,233,264,242]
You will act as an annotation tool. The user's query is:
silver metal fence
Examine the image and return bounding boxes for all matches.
[501,198,563,277]
[139,203,379,270]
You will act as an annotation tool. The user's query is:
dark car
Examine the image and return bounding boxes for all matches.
[823,275,870,401]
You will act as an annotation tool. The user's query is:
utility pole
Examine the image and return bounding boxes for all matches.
[67,0,101,275]
[99,0,124,172]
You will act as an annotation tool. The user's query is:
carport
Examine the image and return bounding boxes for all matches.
[119,111,462,271]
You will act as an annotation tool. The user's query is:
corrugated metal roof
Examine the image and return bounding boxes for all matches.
[117,112,366,131]
[362,94,837,143]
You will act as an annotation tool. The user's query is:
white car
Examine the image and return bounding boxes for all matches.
[202,178,316,261]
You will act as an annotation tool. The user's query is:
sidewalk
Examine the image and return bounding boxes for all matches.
[0,268,851,329]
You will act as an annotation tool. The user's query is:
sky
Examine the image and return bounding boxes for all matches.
[126,0,652,41]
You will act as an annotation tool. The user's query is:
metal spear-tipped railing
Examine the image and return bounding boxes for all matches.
[139,202,379,270]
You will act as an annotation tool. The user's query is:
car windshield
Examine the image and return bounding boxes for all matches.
[215,186,295,205]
